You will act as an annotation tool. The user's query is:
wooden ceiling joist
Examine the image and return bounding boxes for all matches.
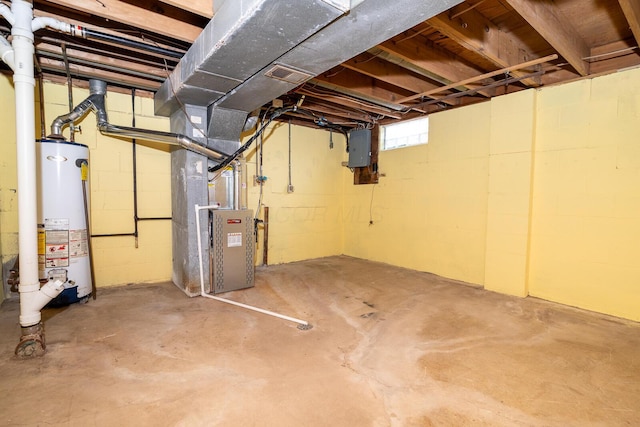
[296,87,404,120]
[158,0,213,18]
[36,42,170,80]
[2,0,637,131]
[618,0,640,46]
[429,6,541,86]
[505,0,590,76]
[300,100,377,123]
[313,68,415,106]
[43,0,203,43]
[376,40,494,97]
[400,54,558,104]
[38,57,161,91]
[341,52,457,105]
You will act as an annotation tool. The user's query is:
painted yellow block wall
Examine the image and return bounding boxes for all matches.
[343,103,491,285]
[528,68,640,321]
[0,75,18,302]
[0,80,173,290]
[245,122,345,264]
[484,90,535,296]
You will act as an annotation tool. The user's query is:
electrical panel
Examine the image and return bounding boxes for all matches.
[348,129,371,167]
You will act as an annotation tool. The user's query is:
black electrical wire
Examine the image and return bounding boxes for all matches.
[82,28,183,59]
[208,106,350,173]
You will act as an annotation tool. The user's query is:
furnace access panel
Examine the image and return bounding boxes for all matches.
[210,210,255,294]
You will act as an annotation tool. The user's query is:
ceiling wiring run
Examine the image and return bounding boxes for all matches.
[208,106,350,173]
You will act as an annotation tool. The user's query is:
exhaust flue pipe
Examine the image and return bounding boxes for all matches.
[98,123,225,160]
[50,79,107,138]
[49,79,227,161]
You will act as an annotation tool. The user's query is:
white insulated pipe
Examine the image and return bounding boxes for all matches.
[194,204,310,327]
[12,0,43,328]
[3,0,72,328]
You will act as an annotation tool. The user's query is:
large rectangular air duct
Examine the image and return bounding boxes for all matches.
[154,0,351,116]
[155,0,462,297]
[155,0,462,141]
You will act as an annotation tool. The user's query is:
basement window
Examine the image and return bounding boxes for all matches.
[380,117,429,150]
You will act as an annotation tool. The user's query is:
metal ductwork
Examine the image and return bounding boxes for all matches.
[154,0,464,298]
[154,0,463,145]
[49,80,227,161]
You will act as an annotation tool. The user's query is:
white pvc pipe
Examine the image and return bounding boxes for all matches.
[2,1,81,328]
[194,204,310,327]
[31,16,72,33]
[0,3,15,26]
[19,280,65,326]
[11,0,44,328]
[0,36,14,71]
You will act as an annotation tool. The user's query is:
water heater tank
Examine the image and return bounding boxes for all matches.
[36,139,92,306]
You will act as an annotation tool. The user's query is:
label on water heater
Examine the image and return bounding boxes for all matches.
[45,230,69,267]
[69,229,88,257]
[38,226,46,277]
[44,218,70,268]
[227,232,242,248]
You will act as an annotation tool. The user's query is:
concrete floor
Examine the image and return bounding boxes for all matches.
[0,256,638,427]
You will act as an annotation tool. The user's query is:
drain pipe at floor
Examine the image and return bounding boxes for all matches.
[0,0,79,357]
[194,204,312,330]
[0,2,209,358]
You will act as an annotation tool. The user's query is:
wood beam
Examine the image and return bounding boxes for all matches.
[375,40,493,97]
[30,9,188,56]
[158,0,213,18]
[301,100,376,123]
[504,0,590,76]
[588,38,640,74]
[38,57,162,91]
[35,42,169,80]
[429,6,541,86]
[619,0,640,47]
[341,52,456,105]
[399,54,557,103]
[314,68,415,106]
[44,0,202,43]
[296,88,404,119]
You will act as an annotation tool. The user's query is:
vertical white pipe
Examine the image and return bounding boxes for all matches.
[12,0,41,327]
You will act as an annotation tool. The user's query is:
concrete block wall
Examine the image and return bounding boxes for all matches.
[528,68,640,320]
[0,76,18,301]
[0,78,172,295]
[2,69,638,322]
[342,67,640,321]
[245,122,346,265]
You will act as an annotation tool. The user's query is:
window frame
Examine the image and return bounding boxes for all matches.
[380,116,429,151]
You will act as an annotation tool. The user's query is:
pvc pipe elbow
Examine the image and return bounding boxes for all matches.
[19,280,65,327]
[0,4,15,26]
[31,17,72,34]
[0,41,15,71]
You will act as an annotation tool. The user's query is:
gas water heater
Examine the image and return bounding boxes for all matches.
[36,139,92,305]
